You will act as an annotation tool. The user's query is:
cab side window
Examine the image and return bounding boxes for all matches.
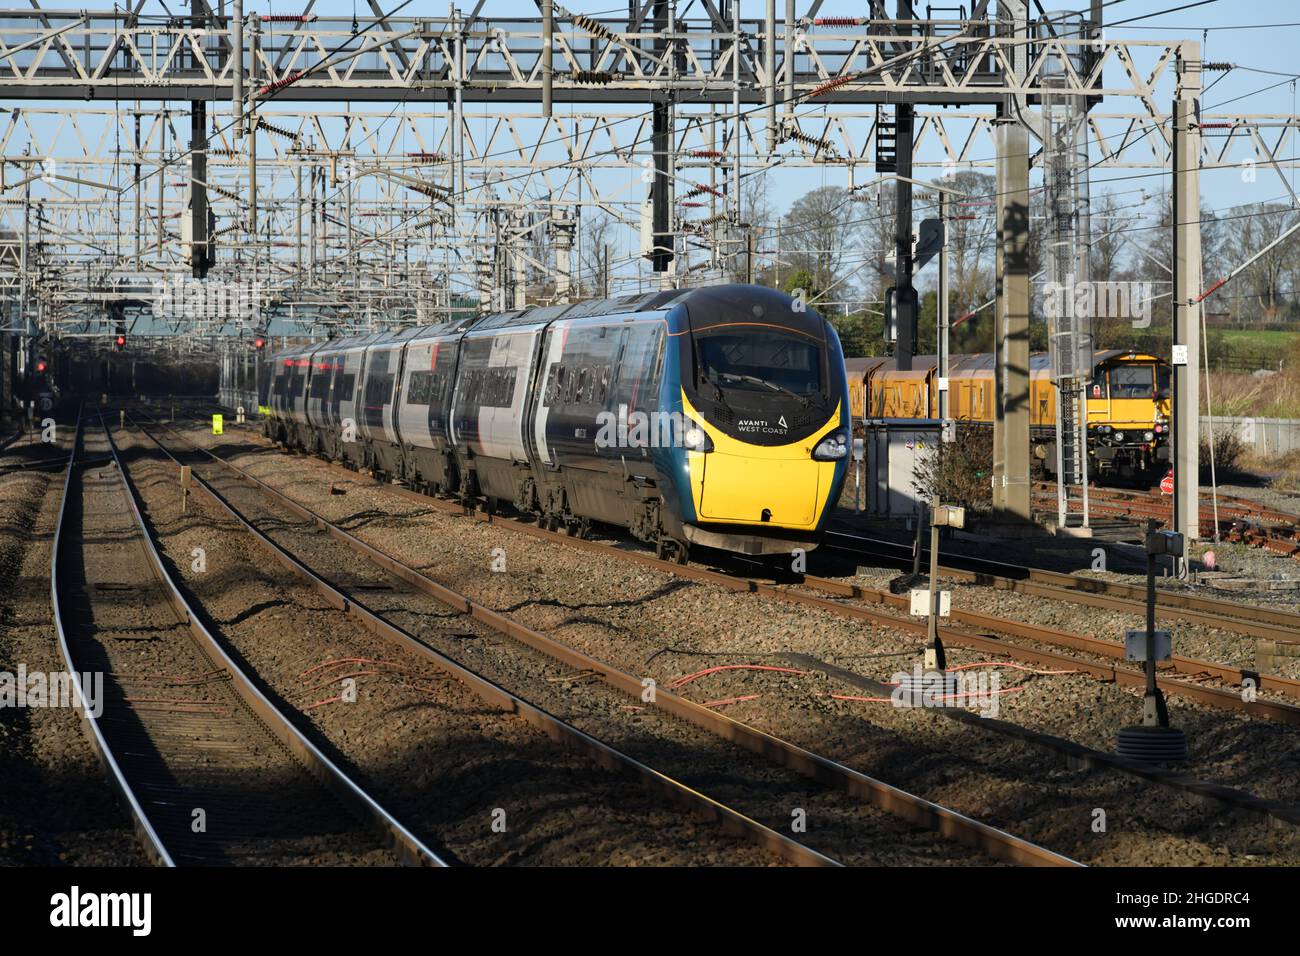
[1089,366,1108,400]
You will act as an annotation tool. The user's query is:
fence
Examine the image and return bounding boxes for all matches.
[1200,416,1300,457]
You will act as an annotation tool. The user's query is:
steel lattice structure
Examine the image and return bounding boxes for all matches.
[0,0,1232,545]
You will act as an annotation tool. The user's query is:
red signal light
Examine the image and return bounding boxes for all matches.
[35,360,47,374]
[254,336,266,350]
[115,335,126,348]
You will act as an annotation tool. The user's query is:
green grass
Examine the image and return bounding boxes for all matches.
[1213,329,1299,351]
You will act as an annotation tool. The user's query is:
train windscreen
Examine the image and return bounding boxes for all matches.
[1111,365,1154,399]
[694,329,823,397]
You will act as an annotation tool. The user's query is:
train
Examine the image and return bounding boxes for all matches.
[845,350,1172,480]
[265,284,851,561]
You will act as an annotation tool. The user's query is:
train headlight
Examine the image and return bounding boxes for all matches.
[1112,431,1125,442]
[1100,425,1112,435]
[681,419,714,453]
[1144,431,1154,442]
[812,428,850,461]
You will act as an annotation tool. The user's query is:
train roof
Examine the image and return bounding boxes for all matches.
[271,286,831,360]
[469,288,694,332]
[845,349,1168,376]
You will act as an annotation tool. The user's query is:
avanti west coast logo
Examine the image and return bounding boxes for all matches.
[0,665,103,718]
[736,414,789,436]
[50,886,151,936]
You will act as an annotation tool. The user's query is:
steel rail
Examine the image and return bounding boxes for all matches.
[234,419,1300,828]
[220,416,1289,717]
[783,652,1300,829]
[138,412,1081,868]
[126,414,844,868]
[191,413,1300,828]
[1032,480,1300,529]
[795,573,1300,704]
[50,408,174,866]
[101,418,448,867]
[825,529,1300,641]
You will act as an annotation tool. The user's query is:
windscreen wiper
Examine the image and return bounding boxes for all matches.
[716,372,813,407]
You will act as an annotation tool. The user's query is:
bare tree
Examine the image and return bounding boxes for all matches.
[931,170,996,315]
[782,185,861,301]
[578,210,615,297]
[1087,189,1129,283]
[1223,201,1298,321]
[732,171,775,284]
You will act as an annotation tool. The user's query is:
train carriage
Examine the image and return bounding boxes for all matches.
[392,319,469,493]
[268,341,322,449]
[845,349,1173,481]
[265,284,851,560]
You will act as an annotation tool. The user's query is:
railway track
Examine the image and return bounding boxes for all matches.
[132,409,1081,868]
[53,411,442,866]
[1034,480,1300,529]
[0,425,24,453]
[1032,482,1300,559]
[109,421,852,868]
[824,529,1300,645]
[194,416,1297,724]
[173,412,1300,836]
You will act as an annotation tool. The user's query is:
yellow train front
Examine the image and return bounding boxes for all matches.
[845,350,1171,482]
[660,285,852,558]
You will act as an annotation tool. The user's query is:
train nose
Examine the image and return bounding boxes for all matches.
[697,452,821,526]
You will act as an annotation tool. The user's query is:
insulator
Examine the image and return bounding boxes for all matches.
[573,69,614,84]
[406,152,447,163]
[256,117,301,141]
[207,148,239,157]
[570,14,617,43]
[209,184,242,202]
[1204,62,1234,72]
[813,17,862,27]
[809,72,859,99]
[405,181,449,200]
[688,149,724,159]
[258,70,304,95]
[785,129,833,152]
[680,183,723,200]
[261,14,316,23]
[698,213,728,227]
[678,201,705,208]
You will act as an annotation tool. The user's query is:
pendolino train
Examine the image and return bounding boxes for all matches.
[845,350,1172,481]
[265,285,851,560]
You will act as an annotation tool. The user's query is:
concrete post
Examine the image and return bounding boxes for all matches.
[1173,42,1203,562]
[996,120,1032,523]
